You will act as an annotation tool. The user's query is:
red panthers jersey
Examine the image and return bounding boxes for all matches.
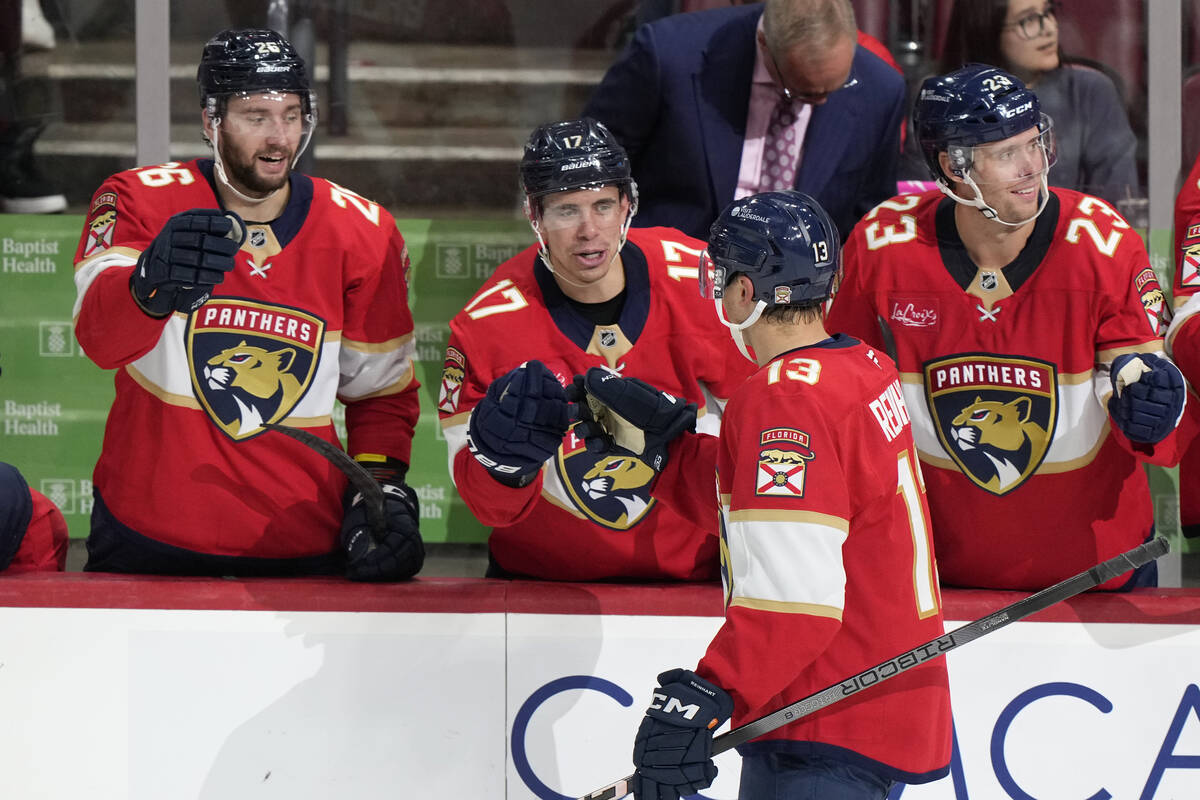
[438,228,754,580]
[827,189,1184,590]
[658,337,951,783]
[1167,157,1200,534]
[73,159,418,559]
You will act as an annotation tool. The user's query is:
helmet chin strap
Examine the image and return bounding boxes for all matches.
[938,168,1050,228]
[713,297,766,363]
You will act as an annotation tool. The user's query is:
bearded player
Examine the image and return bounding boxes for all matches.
[72,29,423,579]
[826,64,1193,591]
[437,118,753,580]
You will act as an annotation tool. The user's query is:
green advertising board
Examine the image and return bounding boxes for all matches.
[0,213,533,545]
[0,214,1193,562]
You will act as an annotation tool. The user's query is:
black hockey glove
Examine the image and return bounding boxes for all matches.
[340,457,424,581]
[1108,353,1187,444]
[632,668,733,800]
[569,367,697,472]
[130,208,246,317]
[467,360,570,488]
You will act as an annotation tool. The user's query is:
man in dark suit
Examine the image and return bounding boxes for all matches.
[582,0,905,241]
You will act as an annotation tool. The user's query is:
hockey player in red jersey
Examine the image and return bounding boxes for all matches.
[826,64,1191,591]
[1166,154,1200,541]
[438,118,753,580]
[71,30,423,579]
[575,191,951,798]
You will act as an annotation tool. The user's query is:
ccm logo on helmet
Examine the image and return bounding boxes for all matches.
[999,101,1033,119]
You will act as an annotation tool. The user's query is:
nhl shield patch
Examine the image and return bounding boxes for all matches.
[556,427,656,529]
[924,354,1057,496]
[755,428,815,497]
[187,298,325,440]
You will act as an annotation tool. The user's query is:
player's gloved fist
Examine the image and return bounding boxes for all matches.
[632,668,733,800]
[130,208,246,317]
[467,360,570,488]
[573,367,697,472]
[1108,353,1187,444]
[340,463,424,581]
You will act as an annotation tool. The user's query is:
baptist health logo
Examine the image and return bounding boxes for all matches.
[435,243,522,280]
[38,478,93,515]
[4,400,61,436]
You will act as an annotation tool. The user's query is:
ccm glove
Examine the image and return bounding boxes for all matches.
[467,360,570,487]
[130,208,246,317]
[1108,353,1187,444]
[571,367,697,472]
[340,457,424,581]
[632,668,733,800]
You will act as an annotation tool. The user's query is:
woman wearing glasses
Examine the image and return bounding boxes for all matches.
[938,0,1138,209]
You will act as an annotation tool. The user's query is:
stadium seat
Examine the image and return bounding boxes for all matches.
[1056,0,1145,125]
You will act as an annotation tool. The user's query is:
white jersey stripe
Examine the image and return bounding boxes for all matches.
[725,515,847,614]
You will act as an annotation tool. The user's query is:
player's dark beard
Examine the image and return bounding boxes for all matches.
[220,141,292,196]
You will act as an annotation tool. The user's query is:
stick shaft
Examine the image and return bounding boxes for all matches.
[262,423,387,538]
[579,537,1168,800]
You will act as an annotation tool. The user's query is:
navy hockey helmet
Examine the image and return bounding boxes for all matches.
[700,191,841,306]
[914,63,1051,185]
[197,29,315,118]
[520,118,638,212]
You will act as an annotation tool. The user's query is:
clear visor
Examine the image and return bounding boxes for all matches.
[699,251,727,299]
[950,115,1058,185]
[212,91,314,140]
[536,188,628,232]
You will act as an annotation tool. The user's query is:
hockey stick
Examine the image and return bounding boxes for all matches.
[579,536,1169,800]
[262,422,386,541]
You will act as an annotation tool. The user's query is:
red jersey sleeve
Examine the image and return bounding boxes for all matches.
[340,221,420,464]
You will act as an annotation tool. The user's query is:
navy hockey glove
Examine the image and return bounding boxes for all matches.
[632,668,733,800]
[130,208,246,317]
[572,367,697,472]
[467,360,570,488]
[1108,353,1187,444]
[340,458,425,581]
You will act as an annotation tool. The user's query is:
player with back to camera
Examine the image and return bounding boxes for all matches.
[71,29,423,579]
[573,190,952,798]
[826,63,1193,591]
[438,117,754,580]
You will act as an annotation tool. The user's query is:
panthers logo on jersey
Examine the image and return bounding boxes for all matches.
[186,298,325,440]
[555,427,657,529]
[924,354,1057,495]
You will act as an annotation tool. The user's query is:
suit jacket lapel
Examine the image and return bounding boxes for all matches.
[694,10,760,210]
[796,52,863,193]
